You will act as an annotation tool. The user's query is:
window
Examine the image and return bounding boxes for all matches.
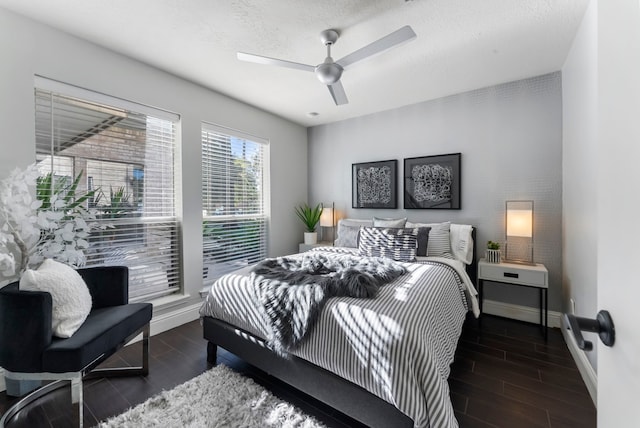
[201,123,269,281]
[35,77,181,301]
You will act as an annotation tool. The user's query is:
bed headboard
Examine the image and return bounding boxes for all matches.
[467,227,478,286]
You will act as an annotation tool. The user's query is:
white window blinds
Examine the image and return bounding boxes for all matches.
[201,123,269,281]
[34,81,181,301]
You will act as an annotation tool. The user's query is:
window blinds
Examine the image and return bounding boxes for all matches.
[34,83,181,301]
[201,123,269,282]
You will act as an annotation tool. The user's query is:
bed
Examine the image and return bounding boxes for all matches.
[200,220,478,428]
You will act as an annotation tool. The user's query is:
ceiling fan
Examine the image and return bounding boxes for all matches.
[237,26,417,106]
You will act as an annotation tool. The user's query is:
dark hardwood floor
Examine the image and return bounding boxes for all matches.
[0,314,595,428]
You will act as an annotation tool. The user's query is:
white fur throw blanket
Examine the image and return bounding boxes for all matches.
[250,252,406,356]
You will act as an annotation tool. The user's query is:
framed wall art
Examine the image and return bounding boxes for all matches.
[404,153,461,209]
[352,159,397,209]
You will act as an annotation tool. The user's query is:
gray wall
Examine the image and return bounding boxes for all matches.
[308,73,563,312]
[0,8,308,314]
[561,1,598,370]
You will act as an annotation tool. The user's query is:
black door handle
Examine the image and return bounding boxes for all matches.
[564,310,615,351]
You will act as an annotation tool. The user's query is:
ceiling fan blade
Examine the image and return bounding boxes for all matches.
[336,25,417,69]
[237,52,315,72]
[327,81,348,105]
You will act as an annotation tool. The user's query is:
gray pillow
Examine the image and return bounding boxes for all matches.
[335,225,362,248]
[426,222,454,259]
[372,217,407,228]
[335,219,373,247]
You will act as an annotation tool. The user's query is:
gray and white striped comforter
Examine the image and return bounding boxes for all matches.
[199,248,478,428]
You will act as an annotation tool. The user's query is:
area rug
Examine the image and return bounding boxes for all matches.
[98,364,326,428]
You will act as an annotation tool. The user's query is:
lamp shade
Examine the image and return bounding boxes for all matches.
[320,207,333,227]
[506,209,533,238]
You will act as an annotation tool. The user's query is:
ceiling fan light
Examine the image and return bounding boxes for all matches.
[315,62,343,85]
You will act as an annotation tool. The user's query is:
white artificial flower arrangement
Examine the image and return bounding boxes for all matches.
[0,163,104,287]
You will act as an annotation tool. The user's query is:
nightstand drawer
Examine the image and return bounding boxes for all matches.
[478,263,548,288]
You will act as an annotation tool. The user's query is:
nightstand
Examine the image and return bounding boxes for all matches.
[477,259,549,339]
[298,242,333,253]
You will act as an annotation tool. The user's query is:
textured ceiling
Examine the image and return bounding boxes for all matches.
[0,0,589,127]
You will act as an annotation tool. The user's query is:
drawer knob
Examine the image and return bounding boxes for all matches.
[503,272,519,279]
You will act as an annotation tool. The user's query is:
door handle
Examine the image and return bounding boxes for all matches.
[564,310,615,351]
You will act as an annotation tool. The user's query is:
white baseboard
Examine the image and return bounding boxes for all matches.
[560,316,598,406]
[482,299,562,328]
[149,302,202,336]
[0,303,202,393]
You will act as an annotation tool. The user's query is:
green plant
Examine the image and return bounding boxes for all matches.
[294,203,323,233]
[487,240,501,250]
[94,186,133,219]
[36,171,98,213]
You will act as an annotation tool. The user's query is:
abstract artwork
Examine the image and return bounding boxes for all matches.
[404,153,461,209]
[352,160,397,209]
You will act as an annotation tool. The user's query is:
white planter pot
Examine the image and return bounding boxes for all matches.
[485,249,501,263]
[304,232,318,245]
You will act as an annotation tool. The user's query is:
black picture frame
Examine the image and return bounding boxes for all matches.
[352,160,397,209]
[404,153,461,209]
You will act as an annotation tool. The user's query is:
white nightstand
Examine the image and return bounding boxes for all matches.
[477,259,549,339]
[298,242,333,253]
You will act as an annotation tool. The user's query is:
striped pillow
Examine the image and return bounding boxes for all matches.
[358,227,417,262]
[426,222,454,259]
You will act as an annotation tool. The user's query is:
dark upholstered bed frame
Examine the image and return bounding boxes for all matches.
[203,228,477,427]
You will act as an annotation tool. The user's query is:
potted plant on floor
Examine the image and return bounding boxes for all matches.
[295,203,323,245]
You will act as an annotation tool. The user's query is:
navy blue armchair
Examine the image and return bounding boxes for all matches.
[0,266,152,427]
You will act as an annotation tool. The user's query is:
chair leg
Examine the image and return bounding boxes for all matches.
[88,323,150,378]
[70,376,83,428]
[0,380,68,427]
[142,323,149,376]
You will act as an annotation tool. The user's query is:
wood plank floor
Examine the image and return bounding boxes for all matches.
[0,314,596,427]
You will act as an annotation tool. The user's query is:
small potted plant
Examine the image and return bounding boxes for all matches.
[486,240,501,263]
[295,203,323,244]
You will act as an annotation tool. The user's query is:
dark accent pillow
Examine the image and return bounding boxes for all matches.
[358,227,418,262]
[415,226,431,257]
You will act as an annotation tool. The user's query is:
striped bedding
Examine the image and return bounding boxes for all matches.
[200,247,478,428]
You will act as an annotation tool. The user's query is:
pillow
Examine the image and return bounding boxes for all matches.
[415,226,431,257]
[20,259,92,338]
[406,221,458,260]
[358,227,417,262]
[372,217,407,228]
[450,224,474,265]
[426,222,454,259]
[335,219,373,247]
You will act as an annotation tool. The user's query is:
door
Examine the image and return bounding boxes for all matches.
[597,1,640,426]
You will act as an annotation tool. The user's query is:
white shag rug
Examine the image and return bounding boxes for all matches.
[98,364,327,428]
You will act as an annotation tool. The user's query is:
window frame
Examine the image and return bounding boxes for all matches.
[34,76,182,302]
[201,122,270,282]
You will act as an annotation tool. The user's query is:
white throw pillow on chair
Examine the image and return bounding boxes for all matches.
[20,259,92,338]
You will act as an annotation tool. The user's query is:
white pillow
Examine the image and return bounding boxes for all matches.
[450,224,474,265]
[20,259,92,338]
